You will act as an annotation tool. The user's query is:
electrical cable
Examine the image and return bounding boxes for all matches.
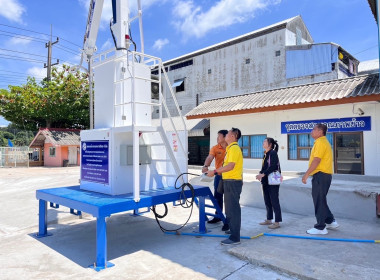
[151,172,200,233]
[0,23,82,48]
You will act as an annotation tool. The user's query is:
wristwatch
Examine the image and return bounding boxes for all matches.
[214,170,218,176]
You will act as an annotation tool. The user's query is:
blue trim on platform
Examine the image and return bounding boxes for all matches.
[36,185,220,271]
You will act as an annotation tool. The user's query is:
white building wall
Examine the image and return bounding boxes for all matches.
[209,102,380,176]
[160,29,288,118]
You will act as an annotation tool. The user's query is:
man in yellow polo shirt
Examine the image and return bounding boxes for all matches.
[207,127,243,245]
[302,123,339,235]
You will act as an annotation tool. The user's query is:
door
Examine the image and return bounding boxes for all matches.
[334,132,363,174]
[68,147,78,165]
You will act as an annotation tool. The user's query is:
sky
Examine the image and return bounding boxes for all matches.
[0,0,378,125]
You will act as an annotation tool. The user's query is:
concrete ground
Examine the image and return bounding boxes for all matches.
[0,167,379,280]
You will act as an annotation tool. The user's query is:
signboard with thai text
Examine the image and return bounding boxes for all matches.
[281,117,371,134]
[81,140,109,185]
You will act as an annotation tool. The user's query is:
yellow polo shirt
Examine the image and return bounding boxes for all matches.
[309,136,333,175]
[222,142,243,180]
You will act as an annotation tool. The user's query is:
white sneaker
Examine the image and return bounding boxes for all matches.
[306,227,328,235]
[326,221,339,229]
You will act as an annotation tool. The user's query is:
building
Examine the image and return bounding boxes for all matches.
[186,73,380,176]
[153,16,359,119]
[29,128,81,167]
[358,59,379,75]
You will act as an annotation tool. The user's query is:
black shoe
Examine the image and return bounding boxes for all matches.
[207,217,222,224]
[222,224,229,231]
[224,230,231,234]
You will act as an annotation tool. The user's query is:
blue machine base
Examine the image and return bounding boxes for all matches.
[89,261,115,272]
[35,232,53,238]
[35,185,224,270]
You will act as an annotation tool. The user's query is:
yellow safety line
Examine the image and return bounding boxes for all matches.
[250,233,264,239]
[375,240,380,243]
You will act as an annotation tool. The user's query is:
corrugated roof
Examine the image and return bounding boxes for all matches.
[186,74,380,119]
[359,59,379,75]
[30,128,81,147]
[152,117,209,136]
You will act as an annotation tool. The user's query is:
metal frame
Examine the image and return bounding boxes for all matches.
[36,185,221,271]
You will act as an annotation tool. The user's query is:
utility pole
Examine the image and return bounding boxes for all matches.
[44,25,59,81]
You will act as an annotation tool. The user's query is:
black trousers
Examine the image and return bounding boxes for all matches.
[312,172,334,230]
[262,183,282,222]
[213,174,223,212]
[223,180,243,242]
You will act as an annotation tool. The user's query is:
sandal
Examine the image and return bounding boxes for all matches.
[259,220,272,225]
[268,223,280,229]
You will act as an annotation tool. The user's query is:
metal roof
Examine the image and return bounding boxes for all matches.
[367,0,377,23]
[30,128,81,147]
[186,73,380,119]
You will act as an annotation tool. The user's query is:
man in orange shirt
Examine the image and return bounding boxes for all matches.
[202,130,228,230]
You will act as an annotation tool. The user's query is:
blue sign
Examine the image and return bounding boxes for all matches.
[81,140,109,185]
[281,117,371,134]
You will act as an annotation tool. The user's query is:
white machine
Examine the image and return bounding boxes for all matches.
[78,0,188,201]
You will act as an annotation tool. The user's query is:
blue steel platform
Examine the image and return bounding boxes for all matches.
[36,185,224,271]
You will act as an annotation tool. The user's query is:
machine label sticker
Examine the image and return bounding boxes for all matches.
[81,140,109,185]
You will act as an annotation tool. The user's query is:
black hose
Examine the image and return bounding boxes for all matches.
[151,172,200,232]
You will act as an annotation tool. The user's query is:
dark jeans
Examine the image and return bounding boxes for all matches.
[224,180,243,242]
[262,183,282,222]
[312,172,334,230]
[213,175,223,212]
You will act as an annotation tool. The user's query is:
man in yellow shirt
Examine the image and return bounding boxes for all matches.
[302,123,339,235]
[207,127,243,245]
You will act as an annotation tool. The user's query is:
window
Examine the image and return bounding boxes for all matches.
[238,135,267,158]
[208,69,212,74]
[49,147,56,157]
[169,59,193,71]
[245,58,250,64]
[275,50,281,57]
[179,105,183,110]
[288,133,333,160]
[172,78,185,92]
[156,109,159,114]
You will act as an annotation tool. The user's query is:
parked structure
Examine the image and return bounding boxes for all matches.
[29,128,80,167]
[153,16,359,119]
[187,73,380,176]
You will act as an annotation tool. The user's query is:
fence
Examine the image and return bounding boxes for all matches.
[0,147,31,167]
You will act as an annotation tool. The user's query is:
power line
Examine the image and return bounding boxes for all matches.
[0,73,43,79]
[0,69,45,77]
[0,23,82,48]
[0,29,47,42]
[0,47,59,60]
[0,54,46,63]
[55,45,80,56]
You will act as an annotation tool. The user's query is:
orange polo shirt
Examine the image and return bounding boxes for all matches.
[209,144,226,169]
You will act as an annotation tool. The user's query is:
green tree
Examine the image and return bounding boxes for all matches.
[0,65,90,131]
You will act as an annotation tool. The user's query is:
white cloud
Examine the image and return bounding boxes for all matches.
[172,0,282,40]
[27,67,46,79]
[100,39,112,50]
[8,36,32,45]
[153,38,169,51]
[0,0,25,23]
